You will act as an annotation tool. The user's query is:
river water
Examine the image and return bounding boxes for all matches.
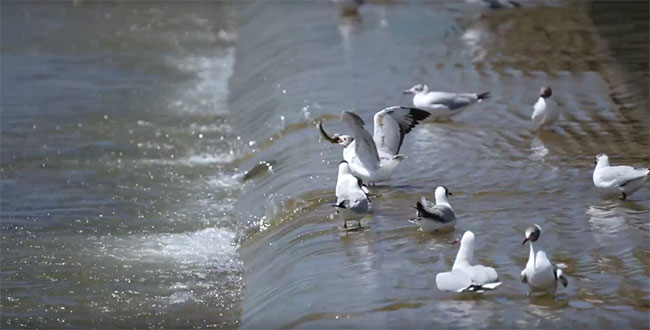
[1,1,648,328]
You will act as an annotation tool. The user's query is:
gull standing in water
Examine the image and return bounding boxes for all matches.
[521,225,568,296]
[531,86,558,130]
[403,84,490,121]
[318,106,430,183]
[334,160,370,230]
[436,231,502,293]
[412,186,456,233]
[593,154,649,200]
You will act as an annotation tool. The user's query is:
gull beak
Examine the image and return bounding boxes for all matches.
[317,121,339,144]
[450,237,460,245]
[448,192,453,196]
[403,89,413,95]
[522,237,529,245]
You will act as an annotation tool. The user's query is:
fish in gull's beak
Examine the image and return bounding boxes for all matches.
[317,121,340,144]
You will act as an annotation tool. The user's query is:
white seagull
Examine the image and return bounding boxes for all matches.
[334,160,370,230]
[318,106,430,183]
[436,231,502,293]
[403,84,490,121]
[593,154,649,200]
[531,86,558,130]
[521,225,568,296]
[412,186,456,233]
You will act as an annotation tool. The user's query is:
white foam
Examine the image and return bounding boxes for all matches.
[208,173,244,189]
[169,47,236,114]
[104,227,242,272]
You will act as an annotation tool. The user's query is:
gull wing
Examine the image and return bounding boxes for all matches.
[416,199,454,224]
[598,166,649,187]
[436,268,501,293]
[436,270,471,292]
[373,106,430,157]
[341,111,380,165]
[427,92,479,110]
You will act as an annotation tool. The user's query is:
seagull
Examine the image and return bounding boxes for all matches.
[318,106,430,183]
[531,86,558,130]
[412,186,456,233]
[435,231,502,293]
[593,154,649,200]
[521,225,568,296]
[403,84,490,121]
[334,160,370,230]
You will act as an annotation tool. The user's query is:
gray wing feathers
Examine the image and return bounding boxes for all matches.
[373,106,430,157]
[429,92,479,110]
[416,198,455,224]
[341,111,380,164]
[600,166,649,186]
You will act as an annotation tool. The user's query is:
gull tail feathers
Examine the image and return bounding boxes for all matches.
[458,282,501,293]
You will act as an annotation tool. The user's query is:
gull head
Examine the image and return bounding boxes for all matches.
[336,135,354,147]
[436,185,453,197]
[595,153,608,166]
[434,185,453,202]
[540,86,552,98]
[403,84,427,95]
[522,224,541,245]
[450,230,473,246]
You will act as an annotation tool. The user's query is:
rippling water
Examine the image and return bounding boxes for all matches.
[1,1,648,328]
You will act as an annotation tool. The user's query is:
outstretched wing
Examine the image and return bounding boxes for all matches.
[373,106,430,157]
[341,111,380,167]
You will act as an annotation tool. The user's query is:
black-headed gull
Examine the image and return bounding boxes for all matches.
[521,225,568,296]
[531,86,558,130]
[334,160,370,230]
[318,106,430,183]
[403,84,490,121]
[593,154,649,200]
[436,231,501,293]
[412,186,456,233]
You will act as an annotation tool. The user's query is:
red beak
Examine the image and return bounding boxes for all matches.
[450,238,460,245]
[522,237,529,245]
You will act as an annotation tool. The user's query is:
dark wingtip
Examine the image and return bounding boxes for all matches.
[477,92,491,100]
[509,0,522,8]
[407,107,432,122]
[415,201,425,213]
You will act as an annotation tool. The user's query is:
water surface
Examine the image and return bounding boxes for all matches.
[1,1,648,328]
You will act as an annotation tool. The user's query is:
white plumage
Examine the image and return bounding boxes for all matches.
[403,84,490,121]
[436,231,501,293]
[593,154,649,200]
[520,225,568,296]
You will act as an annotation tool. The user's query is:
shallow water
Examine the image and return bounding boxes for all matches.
[1,1,649,328]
